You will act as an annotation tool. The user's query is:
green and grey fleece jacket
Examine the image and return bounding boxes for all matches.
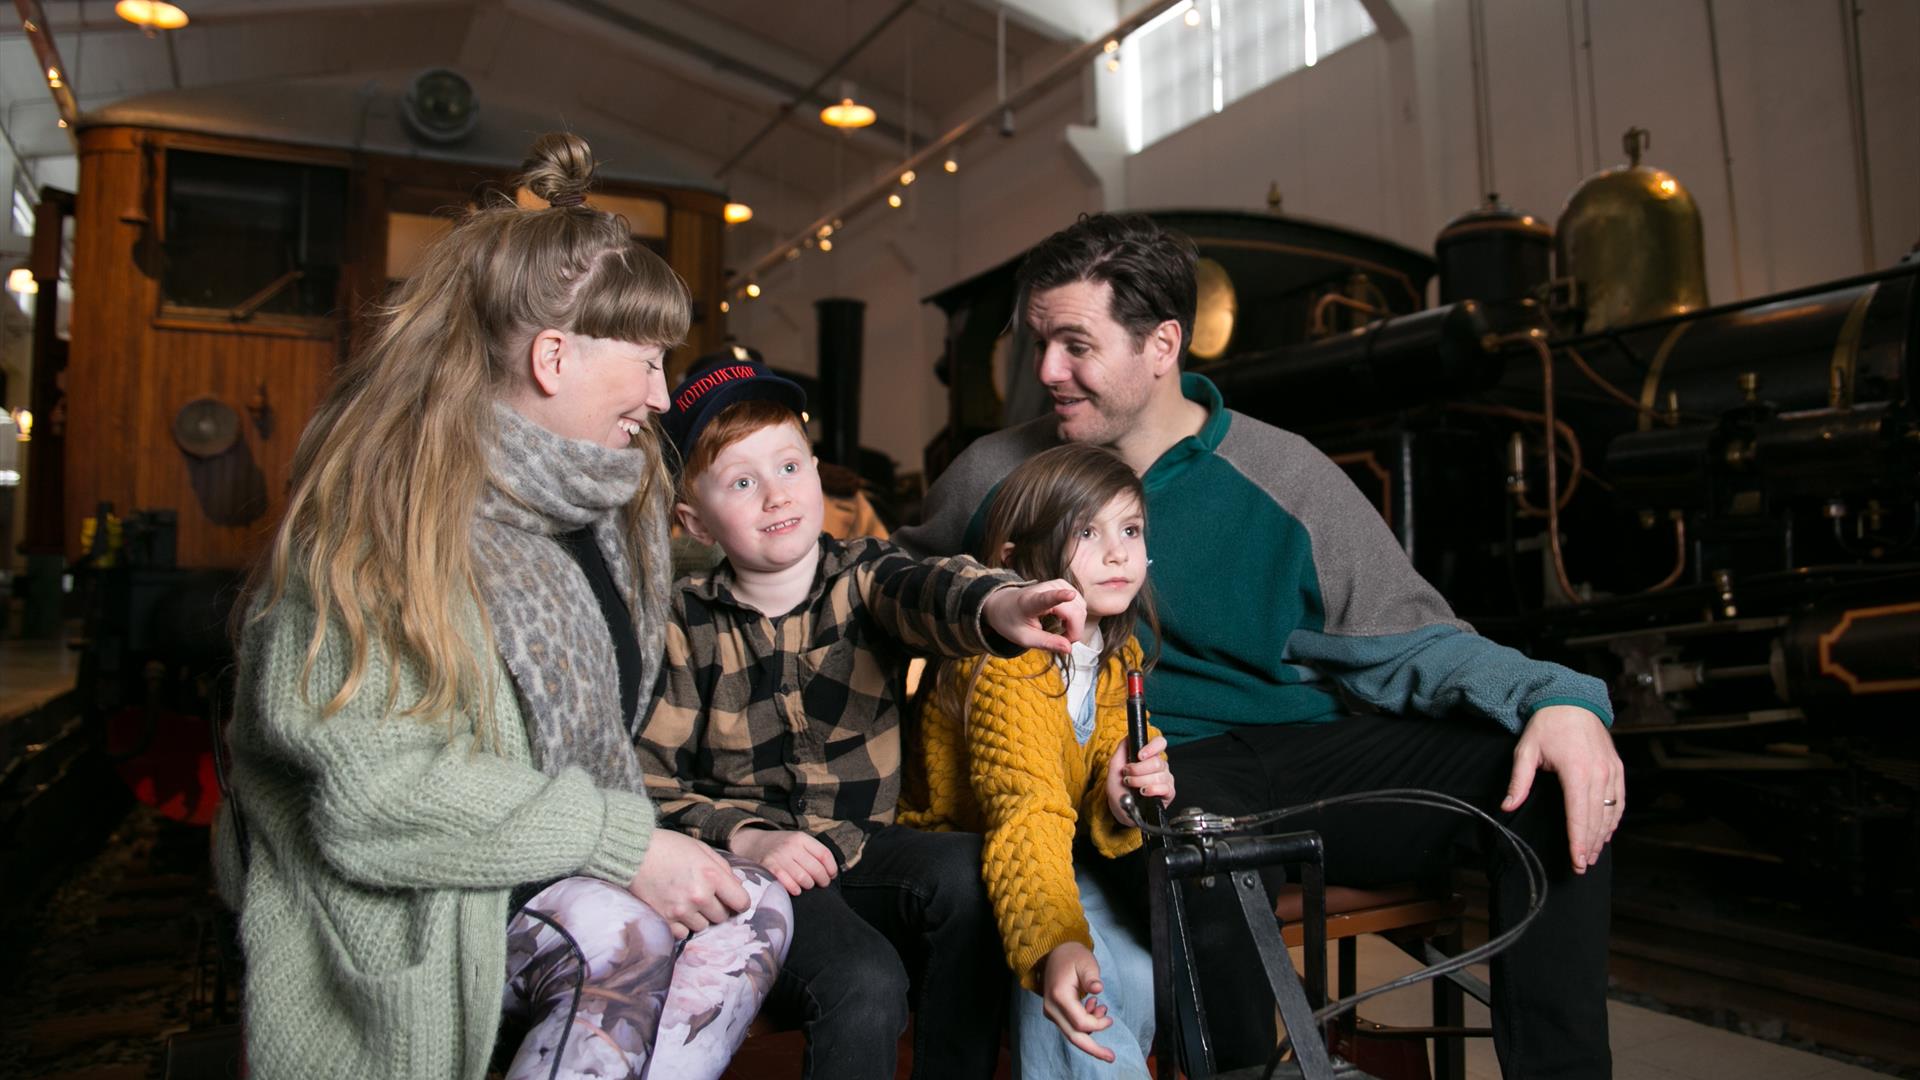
[894,373,1612,745]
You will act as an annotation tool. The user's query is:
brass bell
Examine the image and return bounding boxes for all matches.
[1555,127,1709,333]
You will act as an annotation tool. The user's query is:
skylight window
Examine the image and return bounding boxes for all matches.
[1124,0,1376,153]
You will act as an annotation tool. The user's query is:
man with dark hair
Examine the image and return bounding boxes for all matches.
[896,212,1621,1077]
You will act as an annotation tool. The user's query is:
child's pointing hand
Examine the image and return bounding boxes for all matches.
[983,579,1087,654]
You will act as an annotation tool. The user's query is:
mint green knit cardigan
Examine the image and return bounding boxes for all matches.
[212,587,657,1080]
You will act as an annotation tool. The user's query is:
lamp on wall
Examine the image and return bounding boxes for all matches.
[13,408,33,442]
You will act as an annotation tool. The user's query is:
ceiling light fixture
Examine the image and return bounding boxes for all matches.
[943,156,958,174]
[899,169,916,186]
[115,0,189,30]
[719,299,730,313]
[1184,6,1201,26]
[723,202,753,224]
[820,97,877,129]
[818,238,833,252]
[745,283,762,298]
[887,193,903,208]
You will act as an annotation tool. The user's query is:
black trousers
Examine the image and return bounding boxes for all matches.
[1162,715,1613,1080]
[765,824,1008,1080]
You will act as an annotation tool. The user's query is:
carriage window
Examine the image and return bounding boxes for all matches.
[162,150,348,323]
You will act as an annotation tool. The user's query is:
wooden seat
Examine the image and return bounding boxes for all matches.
[1272,881,1489,1080]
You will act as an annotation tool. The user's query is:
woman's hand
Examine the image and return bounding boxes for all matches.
[983,579,1087,655]
[729,827,840,896]
[1106,735,1174,826]
[628,830,751,939]
[1040,942,1115,1062]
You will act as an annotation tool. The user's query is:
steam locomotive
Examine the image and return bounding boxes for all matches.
[927,140,1918,926]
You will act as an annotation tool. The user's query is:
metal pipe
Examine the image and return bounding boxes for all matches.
[1645,513,1687,592]
[1563,0,1585,177]
[711,0,919,179]
[12,0,79,147]
[1837,0,1876,271]
[1466,0,1492,199]
[737,0,1193,289]
[1703,0,1746,297]
[1581,0,1600,170]
[1307,292,1385,336]
[1493,329,1582,602]
[1448,402,1586,511]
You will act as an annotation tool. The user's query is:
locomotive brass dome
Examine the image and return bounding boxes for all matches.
[1555,127,1709,333]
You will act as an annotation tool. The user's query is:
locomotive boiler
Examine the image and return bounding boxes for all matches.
[925,146,1919,926]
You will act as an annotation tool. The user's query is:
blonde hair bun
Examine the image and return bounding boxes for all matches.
[519,132,596,208]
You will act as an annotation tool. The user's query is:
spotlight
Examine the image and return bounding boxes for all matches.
[746,283,762,298]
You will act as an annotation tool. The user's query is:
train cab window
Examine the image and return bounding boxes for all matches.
[161,150,349,325]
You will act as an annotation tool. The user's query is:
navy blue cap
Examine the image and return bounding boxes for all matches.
[662,345,807,470]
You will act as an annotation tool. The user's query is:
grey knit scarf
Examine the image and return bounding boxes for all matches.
[472,402,670,791]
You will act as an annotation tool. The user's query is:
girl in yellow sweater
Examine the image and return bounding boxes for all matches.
[901,443,1175,1078]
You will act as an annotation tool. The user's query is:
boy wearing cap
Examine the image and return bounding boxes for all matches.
[636,352,1087,1080]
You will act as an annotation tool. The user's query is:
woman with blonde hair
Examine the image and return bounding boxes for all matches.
[214,133,789,1080]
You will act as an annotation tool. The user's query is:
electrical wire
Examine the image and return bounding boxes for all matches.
[1131,788,1548,1080]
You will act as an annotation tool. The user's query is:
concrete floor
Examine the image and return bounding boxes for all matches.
[1324,934,1896,1079]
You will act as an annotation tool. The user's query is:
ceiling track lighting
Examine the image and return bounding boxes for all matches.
[740,0,1192,286]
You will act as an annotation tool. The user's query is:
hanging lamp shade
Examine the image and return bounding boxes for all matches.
[115,0,189,30]
[820,97,877,129]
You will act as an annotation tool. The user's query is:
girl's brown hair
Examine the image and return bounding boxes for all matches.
[252,132,689,737]
[932,443,1159,724]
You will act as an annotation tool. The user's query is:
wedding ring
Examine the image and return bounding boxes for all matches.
[1602,797,1619,807]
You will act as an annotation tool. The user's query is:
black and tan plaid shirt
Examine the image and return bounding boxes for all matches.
[636,536,1021,867]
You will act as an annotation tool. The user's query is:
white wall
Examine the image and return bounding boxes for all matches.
[730,0,1920,482]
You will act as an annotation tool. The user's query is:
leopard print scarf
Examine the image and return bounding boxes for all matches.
[472,402,671,791]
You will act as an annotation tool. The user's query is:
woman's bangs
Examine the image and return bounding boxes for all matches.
[574,244,691,348]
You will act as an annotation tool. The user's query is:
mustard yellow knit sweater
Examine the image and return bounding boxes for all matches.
[901,638,1156,991]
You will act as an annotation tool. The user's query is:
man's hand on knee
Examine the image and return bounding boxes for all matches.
[1501,705,1624,874]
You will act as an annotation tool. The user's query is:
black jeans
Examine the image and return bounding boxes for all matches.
[764,824,1007,1080]
[1166,715,1612,1080]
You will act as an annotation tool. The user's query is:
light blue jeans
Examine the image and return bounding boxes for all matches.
[1010,860,1156,1080]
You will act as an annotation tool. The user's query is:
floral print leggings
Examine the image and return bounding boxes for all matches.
[502,855,792,1080]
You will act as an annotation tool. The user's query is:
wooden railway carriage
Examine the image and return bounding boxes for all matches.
[62,71,729,570]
